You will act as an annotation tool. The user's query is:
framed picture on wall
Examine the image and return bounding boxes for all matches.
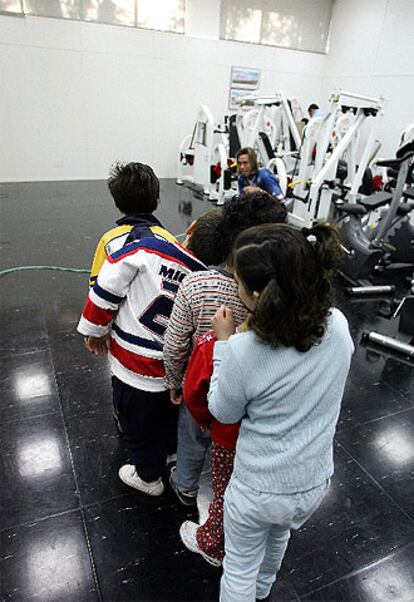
[228,88,254,110]
[230,66,261,90]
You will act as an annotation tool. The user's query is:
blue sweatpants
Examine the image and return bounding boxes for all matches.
[221,476,330,601]
[171,404,211,492]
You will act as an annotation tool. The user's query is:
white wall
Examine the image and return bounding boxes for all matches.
[0,7,326,182]
[321,0,414,156]
[3,0,412,182]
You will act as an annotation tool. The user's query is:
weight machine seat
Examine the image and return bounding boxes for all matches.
[396,140,414,159]
[397,204,414,216]
[377,157,407,169]
[377,142,414,169]
[336,203,367,216]
[402,186,414,200]
[359,191,393,210]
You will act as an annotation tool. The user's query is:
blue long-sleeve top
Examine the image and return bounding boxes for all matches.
[238,167,283,198]
[208,308,354,494]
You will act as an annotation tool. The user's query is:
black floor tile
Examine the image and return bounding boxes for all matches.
[381,356,414,399]
[83,493,219,601]
[0,510,98,601]
[266,580,300,602]
[0,271,89,311]
[1,180,414,602]
[301,541,414,601]
[280,444,414,597]
[45,302,114,418]
[43,299,86,338]
[55,359,113,416]
[337,372,413,432]
[0,349,60,424]
[0,413,79,529]
[337,409,414,521]
[66,407,129,506]
[0,305,49,353]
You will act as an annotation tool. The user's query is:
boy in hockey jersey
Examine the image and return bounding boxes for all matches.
[88,162,176,288]
[78,212,223,496]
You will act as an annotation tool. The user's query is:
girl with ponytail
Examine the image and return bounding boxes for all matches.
[208,222,354,602]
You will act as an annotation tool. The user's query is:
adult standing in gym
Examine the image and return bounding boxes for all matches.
[237,147,284,201]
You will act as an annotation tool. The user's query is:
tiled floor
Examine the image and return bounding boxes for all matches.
[0,180,413,601]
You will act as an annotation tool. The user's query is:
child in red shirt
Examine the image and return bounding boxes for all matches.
[179,327,244,565]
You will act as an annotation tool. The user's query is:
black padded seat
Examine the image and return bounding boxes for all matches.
[396,140,414,159]
[402,187,414,200]
[377,143,414,170]
[397,201,414,215]
[359,192,393,210]
[336,203,367,216]
[376,159,403,169]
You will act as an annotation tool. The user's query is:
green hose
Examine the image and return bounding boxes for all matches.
[0,232,188,279]
[0,266,89,278]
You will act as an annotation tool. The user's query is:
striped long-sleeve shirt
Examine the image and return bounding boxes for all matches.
[163,269,248,390]
[78,237,206,392]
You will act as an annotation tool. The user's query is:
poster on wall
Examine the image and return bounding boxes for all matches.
[228,88,253,110]
[230,66,261,90]
[229,65,260,109]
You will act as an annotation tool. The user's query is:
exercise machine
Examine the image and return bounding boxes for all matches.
[288,90,385,229]
[235,93,302,166]
[362,278,414,362]
[177,105,216,195]
[338,140,414,281]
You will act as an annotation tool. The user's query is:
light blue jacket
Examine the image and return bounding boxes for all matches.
[208,308,354,494]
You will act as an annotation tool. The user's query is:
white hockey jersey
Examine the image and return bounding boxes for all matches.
[78,237,206,392]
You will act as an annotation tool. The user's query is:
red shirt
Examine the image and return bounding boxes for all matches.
[183,331,240,451]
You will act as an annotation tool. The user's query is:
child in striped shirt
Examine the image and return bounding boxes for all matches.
[163,192,287,505]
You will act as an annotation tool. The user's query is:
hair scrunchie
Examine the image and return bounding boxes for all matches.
[301,226,318,244]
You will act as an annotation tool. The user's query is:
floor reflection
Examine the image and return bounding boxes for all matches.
[14,370,52,400]
[26,535,85,600]
[18,436,63,479]
[375,426,414,465]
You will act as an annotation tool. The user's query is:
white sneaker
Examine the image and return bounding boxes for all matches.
[118,464,164,496]
[179,520,222,567]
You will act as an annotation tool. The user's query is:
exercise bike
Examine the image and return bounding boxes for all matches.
[362,276,414,362]
[336,140,414,282]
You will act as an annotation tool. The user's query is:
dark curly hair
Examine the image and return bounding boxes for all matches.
[233,223,344,352]
[186,209,224,266]
[108,162,160,214]
[218,191,287,264]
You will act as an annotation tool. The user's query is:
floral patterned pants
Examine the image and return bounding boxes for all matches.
[196,442,235,561]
